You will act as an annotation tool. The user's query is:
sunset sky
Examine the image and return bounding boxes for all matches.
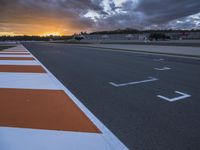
[0,0,200,36]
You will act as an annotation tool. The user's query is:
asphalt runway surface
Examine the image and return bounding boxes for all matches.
[98,42,200,47]
[24,42,200,150]
[79,40,200,47]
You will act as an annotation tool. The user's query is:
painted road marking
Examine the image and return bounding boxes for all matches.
[0,89,100,133]
[27,45,128,149]
[0,127,112,150]
[157,91,191,102]
[154,67,171,71]
[0,45,128,150]
[154,58,164,61]
[0,60,38,65]
[0,53,30,55]
[0,51,30,54]
[0,73,60,89]
[0,54,32,57]
[0,65,46,73]
[109,77,158,87]
[0,57,35,60]
[3,50,28,52]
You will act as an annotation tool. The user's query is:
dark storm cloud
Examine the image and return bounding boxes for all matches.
[0,0,100,25]
[93,0,200,30]
[0,0,200,35]
[0,0,105,34]
[135,0,200,24]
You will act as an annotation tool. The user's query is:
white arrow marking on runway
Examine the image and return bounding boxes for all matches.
[154,67,171,71]
[157,91,191,102]
[109,77,158,87]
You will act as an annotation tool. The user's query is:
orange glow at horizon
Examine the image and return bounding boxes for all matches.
[0,28,74,36]
[41,32,61,36]
[0,32,17,36]
[0,32,69,36]
[0,19,78,36]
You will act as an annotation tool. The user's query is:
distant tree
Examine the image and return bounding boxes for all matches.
[0,35,72,41]
[149,33,170,41]
[74,35,84,41]
[90,28,139,35]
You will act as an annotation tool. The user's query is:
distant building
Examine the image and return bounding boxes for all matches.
[83,31,200,41]
[102,35,109,40]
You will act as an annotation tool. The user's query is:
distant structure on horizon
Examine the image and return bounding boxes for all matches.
[82,29,200,41]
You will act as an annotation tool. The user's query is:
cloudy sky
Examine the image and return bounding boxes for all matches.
[0,0,200,35]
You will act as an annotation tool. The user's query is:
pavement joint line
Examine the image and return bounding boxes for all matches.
[77,45,200,60]
[1,44,128,150]
[109,76,158,87]
[157,91,191,102]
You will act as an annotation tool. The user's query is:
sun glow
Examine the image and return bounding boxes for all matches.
[0,32,17,36]
[41,32,61,36]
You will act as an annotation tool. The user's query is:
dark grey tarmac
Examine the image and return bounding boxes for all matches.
[97,42,200,47]
[24,42,200,150]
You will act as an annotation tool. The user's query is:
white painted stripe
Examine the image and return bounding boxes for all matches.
[23,45,128,149]
[0,55,32,57]
[0,73,60,90]
[154,67,171,71]
[6,46,25,50]
[4,49,28,52]
[0,60,39,65]
[109,77,158,87]
[4,49,28,51]
[0,127,112,150]
[0,52,30,54]
[3,51,28,53]
[157,91,191,102]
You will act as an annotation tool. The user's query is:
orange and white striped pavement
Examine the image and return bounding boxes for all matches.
[0,45,128,150]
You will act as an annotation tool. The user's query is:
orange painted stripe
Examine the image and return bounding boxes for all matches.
[0,65,46,73]
[0,89,100,133]
[0,57,35,60]
[0,53,30,55]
